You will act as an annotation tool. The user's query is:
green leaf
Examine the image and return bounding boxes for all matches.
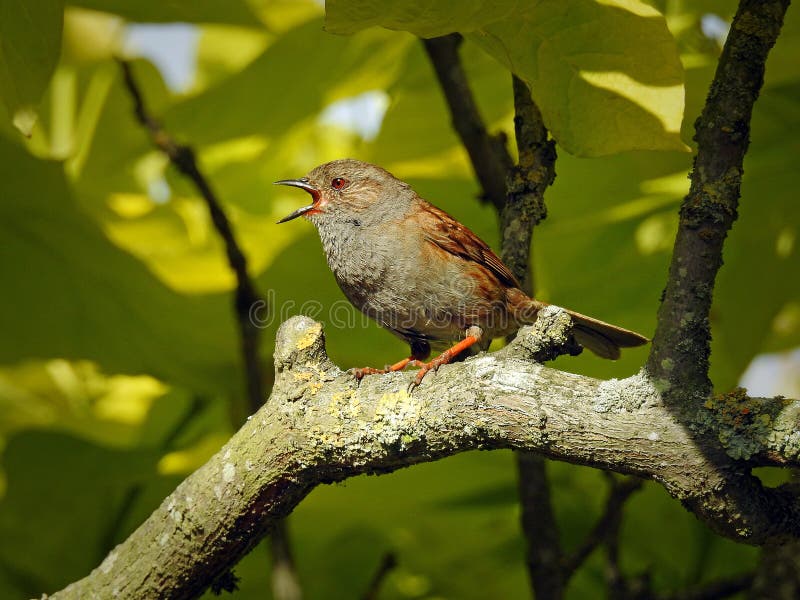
[66,0,261,26]
[468,0,688,156]
[0,0,64,135]
[326,0,687,156]
[165,18,413,145]
[0,134,239,397]
[0,430,160,597]
[324,0,522,37]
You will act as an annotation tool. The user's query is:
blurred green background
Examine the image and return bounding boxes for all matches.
[0,1,798,598]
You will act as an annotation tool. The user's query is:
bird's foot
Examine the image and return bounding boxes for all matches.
[349,366,387,381]
[406,333,481,393]
[407,361,440,393]
[350,357,424,384]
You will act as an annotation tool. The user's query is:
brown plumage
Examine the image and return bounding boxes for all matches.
[276,159,648,386]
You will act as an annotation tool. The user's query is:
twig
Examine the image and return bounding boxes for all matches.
[118,59,302,600]
[656,573,755,600]
[516,453,565,599]
[647,0,791,396]
[270,520,303,600]
[99,396,205,557]
[118,59,264,411]
[361,552,398,600]
[422,34,512,209]
[563,475,643,578]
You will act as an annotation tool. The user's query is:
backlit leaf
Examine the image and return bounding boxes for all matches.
[0,0,64,134]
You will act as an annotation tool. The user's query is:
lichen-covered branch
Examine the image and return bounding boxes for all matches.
[647,0,791,397]
[501,75,555,293]
[49,314,800,600]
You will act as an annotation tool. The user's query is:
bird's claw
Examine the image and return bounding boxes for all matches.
[349,366,385,383]
[406,362,439,393]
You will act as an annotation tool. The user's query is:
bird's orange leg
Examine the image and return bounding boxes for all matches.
[351,357,425,380]
[411,329,482,389]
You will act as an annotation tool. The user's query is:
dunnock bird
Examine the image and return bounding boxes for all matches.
[276,159,647,387]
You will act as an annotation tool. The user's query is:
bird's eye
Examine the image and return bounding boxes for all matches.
[331,177,348,190]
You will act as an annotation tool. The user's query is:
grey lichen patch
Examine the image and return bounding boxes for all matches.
[523,411,549,447]
[593,371,662,413]
[766,399,800,461]
[471,354,541,394]
[505,305,581,362]
[692,388,784,460]
[222,462,236,483]
[166,498,183,524]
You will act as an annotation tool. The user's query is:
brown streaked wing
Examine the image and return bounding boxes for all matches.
[417,201,520,289]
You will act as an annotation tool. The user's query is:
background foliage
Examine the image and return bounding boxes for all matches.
[0,1,798,598]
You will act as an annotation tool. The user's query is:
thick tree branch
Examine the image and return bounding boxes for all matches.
[422,34,512,209]
[49,314,800,599]
[119,60,302,598]
[647,0,791,396]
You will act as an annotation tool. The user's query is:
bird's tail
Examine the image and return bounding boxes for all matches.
[507,289,649,359]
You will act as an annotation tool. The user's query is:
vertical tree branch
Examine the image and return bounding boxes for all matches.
[501,75,555,292]
[516,453,565,600]
[504,75,563,600]
[118,59,302,599]
[422,34,511,209]
[270,520,303,600]
[748,471,800,600]
[423,39,569,598]
[647,0,791,398]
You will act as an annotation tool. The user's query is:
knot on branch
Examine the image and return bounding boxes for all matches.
[274,316,329,373]
[503,305,582,362]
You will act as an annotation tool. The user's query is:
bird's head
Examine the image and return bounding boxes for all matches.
[275,159,413,228]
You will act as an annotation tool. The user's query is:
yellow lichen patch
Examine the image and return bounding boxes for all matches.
[296,323,322,350]
[374,390,412,416]
[327,391,363,431]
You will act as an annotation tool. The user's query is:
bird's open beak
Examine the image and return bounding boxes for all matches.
[274,178,321,223]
